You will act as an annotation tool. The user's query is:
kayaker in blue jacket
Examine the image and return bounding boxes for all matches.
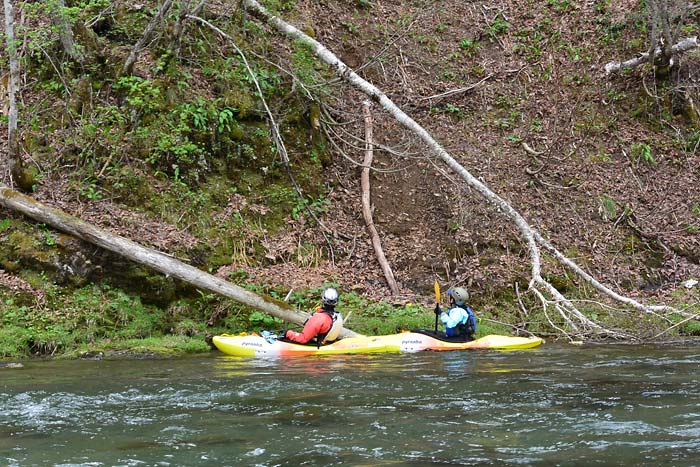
[434,287,476,340]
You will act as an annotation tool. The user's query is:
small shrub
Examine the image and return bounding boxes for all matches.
[630,143,656,166]
[486,13,511,40]
[459,38,481,55]
[248,311,285,330]
[598,194,617,221]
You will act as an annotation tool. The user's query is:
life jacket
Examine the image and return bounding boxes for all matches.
[322,312,344,343]
[454,306,476,336]
[315,307,343,346]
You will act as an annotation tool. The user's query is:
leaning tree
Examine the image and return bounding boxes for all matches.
[238,0,695,341]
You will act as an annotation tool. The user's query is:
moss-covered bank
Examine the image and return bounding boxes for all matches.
[0,279,524,359]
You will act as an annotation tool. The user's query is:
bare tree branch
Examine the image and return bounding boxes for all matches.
[361,101,399,294]
[241,0,687,339]
[122,0,175,76]
[605,36,698,74]
[169,0,207,58]
[417,73,493,102]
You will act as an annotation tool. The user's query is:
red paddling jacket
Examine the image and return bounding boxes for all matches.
[285,308,333,344]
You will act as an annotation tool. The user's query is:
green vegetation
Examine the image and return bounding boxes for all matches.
[598,194,617,221]
[0,281,436,358]
[458,38,481,56]
[630,142,656,166]
[546,0,572,11]
[485,13,511,41]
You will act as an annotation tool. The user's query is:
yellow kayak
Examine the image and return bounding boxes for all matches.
[212,330,542,357]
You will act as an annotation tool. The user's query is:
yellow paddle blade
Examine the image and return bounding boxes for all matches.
[434,279,440,303]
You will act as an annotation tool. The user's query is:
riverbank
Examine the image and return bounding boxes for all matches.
[1,276,545,359]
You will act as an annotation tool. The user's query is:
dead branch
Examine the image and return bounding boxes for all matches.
[417,74,493,102]
[122,0,175,76]
[534,232,683,318]
[481,316,539,338]
[241,0,687,340]
[605,36,698,74]
[361,101,399,294]
[522,141,544,156]
[514,281,529,317]
[322,106,424,162]
[169,0,207,58]
[652,306,700,340]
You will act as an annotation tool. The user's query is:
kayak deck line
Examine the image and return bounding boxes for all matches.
[212,330,543,357]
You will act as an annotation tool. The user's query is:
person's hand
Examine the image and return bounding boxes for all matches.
[434,304,441,316]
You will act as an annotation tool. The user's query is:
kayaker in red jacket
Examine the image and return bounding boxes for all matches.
[285,288,338,344]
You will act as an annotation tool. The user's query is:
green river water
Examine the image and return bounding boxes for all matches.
[2,343,700,466]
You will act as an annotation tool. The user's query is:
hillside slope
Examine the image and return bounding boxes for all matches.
[0,0,699,353]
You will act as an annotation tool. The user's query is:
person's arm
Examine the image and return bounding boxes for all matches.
[440,308,460,328]
[466,308,477,333]
[285,313,329,343]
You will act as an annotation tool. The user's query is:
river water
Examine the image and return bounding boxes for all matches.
[2,344,700,466]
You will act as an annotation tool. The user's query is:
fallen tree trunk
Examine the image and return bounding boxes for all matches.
[241,0,688,340]
[0,184,359,338]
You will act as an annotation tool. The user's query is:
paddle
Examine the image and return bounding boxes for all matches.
[434,280,440,333]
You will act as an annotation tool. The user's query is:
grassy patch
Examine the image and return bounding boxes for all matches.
[68,335,211,358]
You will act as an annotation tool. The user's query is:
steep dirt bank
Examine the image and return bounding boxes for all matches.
[251,0,700,306]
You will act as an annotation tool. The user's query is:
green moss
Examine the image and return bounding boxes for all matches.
[0,325,32,358]
[8,229,40,255]
[65,335,211,358]
[221,88,258,119]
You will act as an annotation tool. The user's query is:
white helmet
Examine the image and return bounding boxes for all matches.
[321,287,338,306]
[449,287,469,305]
